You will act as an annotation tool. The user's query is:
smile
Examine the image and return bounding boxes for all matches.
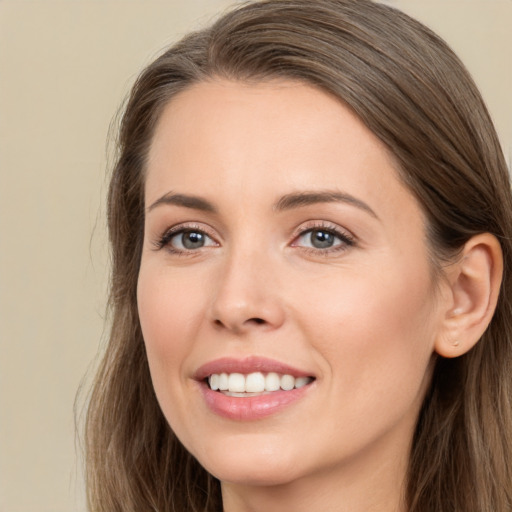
[196,357,316,420]
[208,372,313,396]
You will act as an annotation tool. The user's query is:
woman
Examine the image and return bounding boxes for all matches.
[85,0,512,510]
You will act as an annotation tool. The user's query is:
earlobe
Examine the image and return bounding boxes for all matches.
[435,233,503,358]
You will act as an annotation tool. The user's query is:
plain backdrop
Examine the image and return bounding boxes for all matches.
[0,1,510,511]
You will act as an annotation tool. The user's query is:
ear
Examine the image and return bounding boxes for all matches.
[435,233,503,358]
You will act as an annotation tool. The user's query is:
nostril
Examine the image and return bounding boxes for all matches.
[213,316,267,331]
[215,318,267,327]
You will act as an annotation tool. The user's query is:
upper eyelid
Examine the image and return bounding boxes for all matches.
[152,219,355,248]
[166,221,352,240]
[291,220,355,239]
[162,222,218,238]
[153,222,220,250]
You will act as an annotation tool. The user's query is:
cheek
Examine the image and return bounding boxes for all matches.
[138,263,207,338]
[296,263,437,424]
[136,265,206,407]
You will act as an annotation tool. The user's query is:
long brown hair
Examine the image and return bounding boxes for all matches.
[85,1,512,510]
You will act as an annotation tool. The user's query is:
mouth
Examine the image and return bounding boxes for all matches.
[206,371,315,397]
[195,357,316,419]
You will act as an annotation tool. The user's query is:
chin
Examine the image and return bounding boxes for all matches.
[210,464,301,487]
[194,441,304,487]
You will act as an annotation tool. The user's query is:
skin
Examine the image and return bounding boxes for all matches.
[137,79,456,512]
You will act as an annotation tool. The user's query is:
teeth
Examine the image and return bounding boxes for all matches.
[209,374,219,391]
[207,372,313,393]
[280,374,295,391]
[246,372,265,392]
[265,372,281,391]
[294,376,310,388]
[218,373,228,391]
[228,373,245,392]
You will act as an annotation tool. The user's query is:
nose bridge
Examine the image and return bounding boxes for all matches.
[210,240,285,333]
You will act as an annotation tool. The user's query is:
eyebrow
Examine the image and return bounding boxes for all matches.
[148,192,217,213]
[274,190,378,219]
[147,189,378,219]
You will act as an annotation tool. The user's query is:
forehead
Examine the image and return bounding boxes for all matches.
[145,79,420,226]
[148,79,386,160]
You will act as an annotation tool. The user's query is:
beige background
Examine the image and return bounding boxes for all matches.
[0,1,510,511]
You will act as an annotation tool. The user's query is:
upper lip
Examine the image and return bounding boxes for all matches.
[194,356,314,381]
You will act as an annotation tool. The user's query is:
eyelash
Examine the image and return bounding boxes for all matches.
[290,221,355,255]
[153,223,218,255]
[153,221,356,256]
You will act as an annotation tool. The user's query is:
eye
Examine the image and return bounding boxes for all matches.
[299,229,340,249]
[173,230,214,250]
[157,226,218,253]
[292,225,355,253]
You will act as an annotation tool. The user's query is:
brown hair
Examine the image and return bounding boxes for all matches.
[85,1,512,510]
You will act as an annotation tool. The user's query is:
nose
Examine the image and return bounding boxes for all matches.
[209,249,286,335]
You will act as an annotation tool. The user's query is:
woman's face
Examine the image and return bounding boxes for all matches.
[138,80,446,488]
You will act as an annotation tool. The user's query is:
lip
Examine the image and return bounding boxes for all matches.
[194,356,313,380]
[194,356,315,421]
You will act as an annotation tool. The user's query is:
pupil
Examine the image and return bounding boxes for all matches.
[311,230,334,249]
[183,231,204,249]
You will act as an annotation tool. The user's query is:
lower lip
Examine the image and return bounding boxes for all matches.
[200,382,313,421]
